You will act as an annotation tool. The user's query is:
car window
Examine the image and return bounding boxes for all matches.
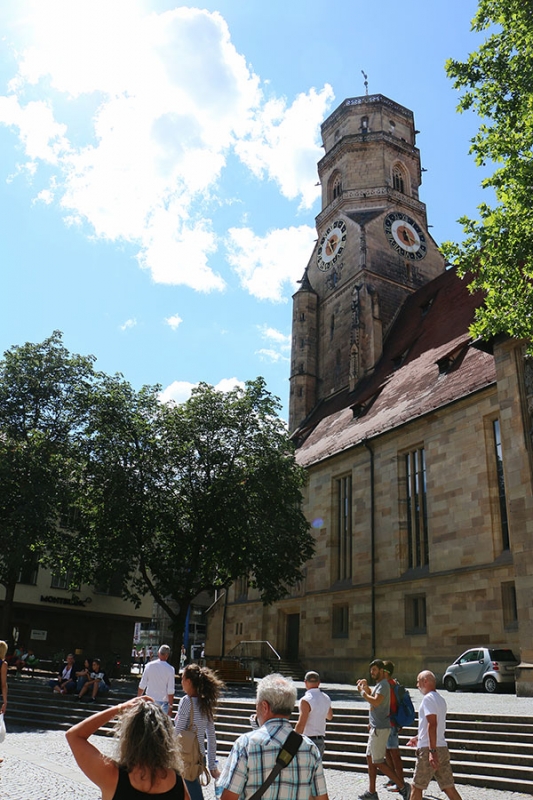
[459,650,481,663]
[489,649,518,662]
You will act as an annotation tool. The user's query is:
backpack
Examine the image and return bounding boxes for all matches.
[390,683,416,728]
[176,700,211,786]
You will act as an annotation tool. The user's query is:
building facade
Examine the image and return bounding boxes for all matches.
[206,94,533,693]
[1,563,152,668]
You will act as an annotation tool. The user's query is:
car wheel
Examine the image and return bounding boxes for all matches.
[483,675,498,694]
[443,675,457,692]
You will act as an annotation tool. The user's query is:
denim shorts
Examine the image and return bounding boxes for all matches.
[387,726,399,749]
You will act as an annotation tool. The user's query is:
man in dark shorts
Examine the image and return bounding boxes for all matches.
[407,670,462,800]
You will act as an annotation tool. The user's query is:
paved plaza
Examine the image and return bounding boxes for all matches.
[1,683,532,799]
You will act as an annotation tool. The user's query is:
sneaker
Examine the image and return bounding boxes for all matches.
[384,780,395,787]
[387,786,400,793]
[358,793,378,800]
[89,697,96,703]
[399,784,410,799]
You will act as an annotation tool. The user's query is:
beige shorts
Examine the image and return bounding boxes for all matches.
[366,726,389,764]
[413,746,455,790]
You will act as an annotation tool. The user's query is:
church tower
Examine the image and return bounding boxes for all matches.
[289,94,445,432]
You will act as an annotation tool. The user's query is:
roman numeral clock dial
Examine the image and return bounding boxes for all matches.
[384,212,427,260]
[317,220,347,272]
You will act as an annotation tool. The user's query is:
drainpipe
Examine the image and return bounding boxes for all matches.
[363,440,376,659]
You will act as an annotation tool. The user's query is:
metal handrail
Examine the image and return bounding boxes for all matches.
[226,640,281,661]
[225,641,281,679]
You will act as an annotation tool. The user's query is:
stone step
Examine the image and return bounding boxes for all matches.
[6,677,533,793]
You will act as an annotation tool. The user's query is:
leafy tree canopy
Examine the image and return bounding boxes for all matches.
[79,375,314,655]
[0,331,96,634]
[443,1,533,344]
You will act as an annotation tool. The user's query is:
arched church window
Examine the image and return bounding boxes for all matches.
[361,116,369,132]
[332,175,342,200]
[389,120,396,135]
[392,164,406,194]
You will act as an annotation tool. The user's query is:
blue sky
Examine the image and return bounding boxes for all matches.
[0,0,486,419]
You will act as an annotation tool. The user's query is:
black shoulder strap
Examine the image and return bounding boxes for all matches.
[248,731,303,800]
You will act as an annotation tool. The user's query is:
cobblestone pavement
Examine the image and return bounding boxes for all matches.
[1,727,532,800]
[1,683,531,799]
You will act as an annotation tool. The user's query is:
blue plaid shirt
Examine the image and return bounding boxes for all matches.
[219,717,327,799]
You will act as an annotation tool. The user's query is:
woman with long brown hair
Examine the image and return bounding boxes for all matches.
[67,696,190,799]
[174,663,224,800]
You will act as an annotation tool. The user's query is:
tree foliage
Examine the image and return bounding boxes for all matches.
[443,1,533,343]
[79,376,314,657]
[0,331,96,636]
[0,332,314,659]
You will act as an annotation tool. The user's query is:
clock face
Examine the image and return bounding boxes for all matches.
[384,212,427,260]
[317,220,347,272]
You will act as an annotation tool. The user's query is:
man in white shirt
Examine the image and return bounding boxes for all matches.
[137,644,175,716]
[407,670,462,800]
[295,671,333,757]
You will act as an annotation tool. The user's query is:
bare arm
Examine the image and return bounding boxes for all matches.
[66,697,149,800]
[426,713,439,768]
[1,661,7,715]
[357,681,384,709]
[326,705,333,722]
[167,693,174,716]
[295,699,311,734]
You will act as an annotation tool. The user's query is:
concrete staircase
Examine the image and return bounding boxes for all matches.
[215,700,533,794]
[265,658,304,678]
[6,677,533,793]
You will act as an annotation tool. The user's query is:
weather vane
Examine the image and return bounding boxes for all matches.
[361,70,369,96]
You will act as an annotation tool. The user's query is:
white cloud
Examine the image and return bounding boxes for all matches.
[0,4,333,294]
[35,189,54,205]
[226,224,316,301]
[256,324,291,363]
[120,317,137,331]
[257,348,287,363]
[214,377,245,394]
[259,325,291,347]
[159,376,245,405]
[165,313,183,331]
[0,95,69,164]
[234,86,334,209]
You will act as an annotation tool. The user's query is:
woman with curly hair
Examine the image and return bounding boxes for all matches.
[66,696,190,799]
[174,663,225,800]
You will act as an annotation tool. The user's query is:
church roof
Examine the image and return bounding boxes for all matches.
[293,266,496,468]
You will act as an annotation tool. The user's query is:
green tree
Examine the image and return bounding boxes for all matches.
[443,1,533,343]
[81,376,314,660]
[0,331,96,639]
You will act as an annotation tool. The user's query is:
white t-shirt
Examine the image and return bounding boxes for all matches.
[299,687,332,737]
[417,690,447,748]
[139,658,176,702]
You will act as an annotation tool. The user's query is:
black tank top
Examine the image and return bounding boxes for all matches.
[112,768,185,799]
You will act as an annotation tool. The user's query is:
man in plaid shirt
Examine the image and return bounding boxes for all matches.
[218,673,329,800]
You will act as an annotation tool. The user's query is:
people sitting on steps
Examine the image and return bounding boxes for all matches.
[49,653,79,694]
[77,658,110,703]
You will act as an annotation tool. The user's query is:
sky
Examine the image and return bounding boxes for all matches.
[0,0,488,420]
